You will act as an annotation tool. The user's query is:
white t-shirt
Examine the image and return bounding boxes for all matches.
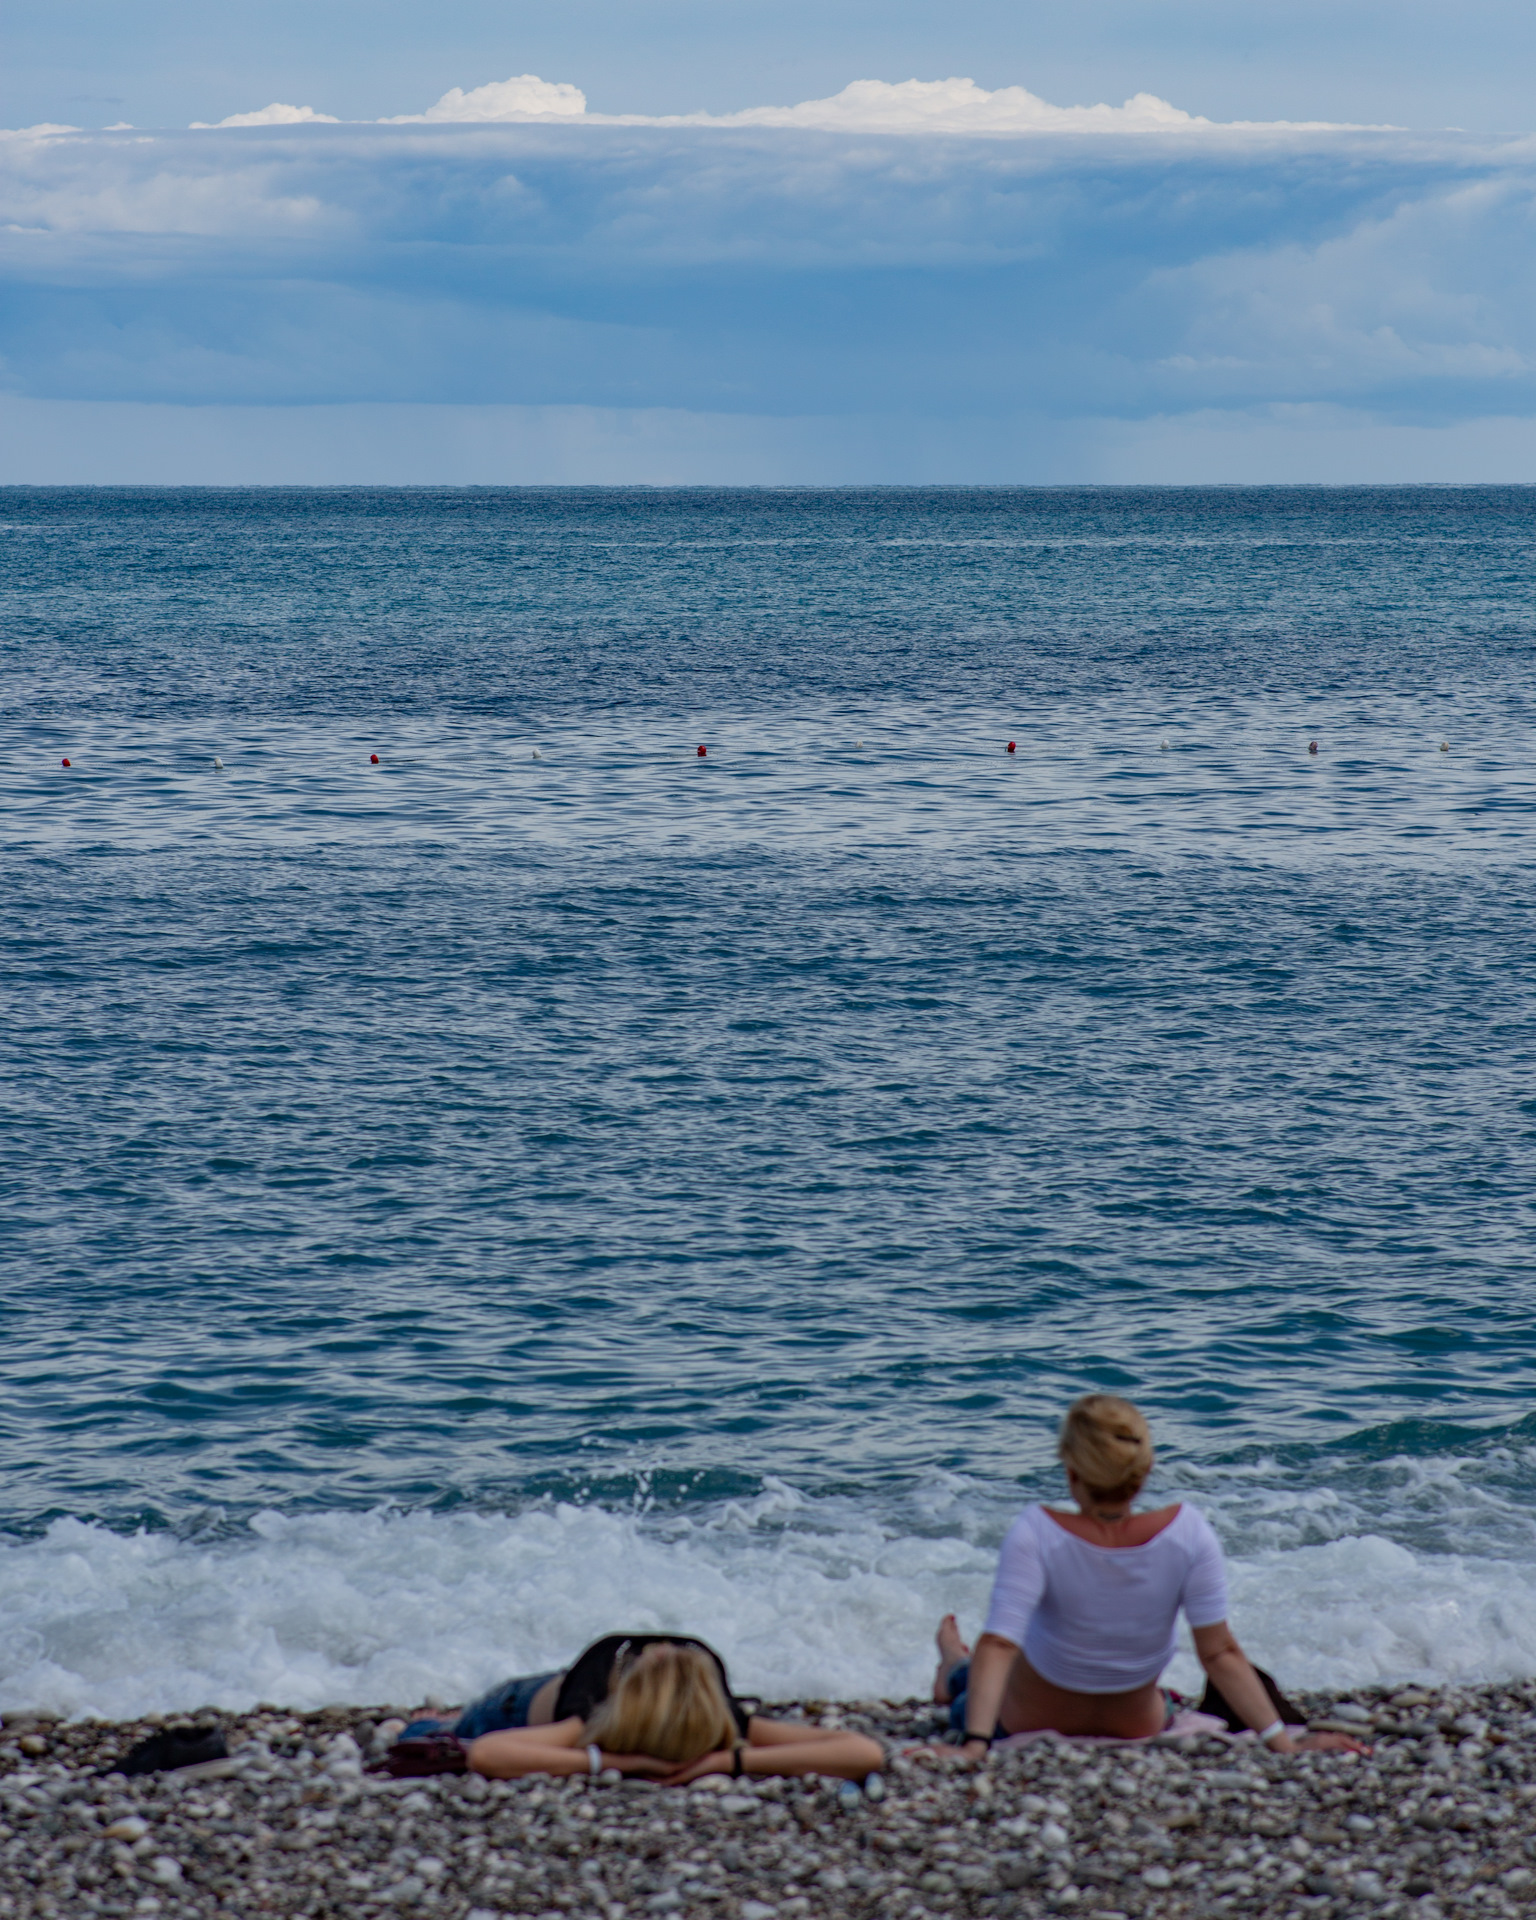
[981,1502,1229,1693]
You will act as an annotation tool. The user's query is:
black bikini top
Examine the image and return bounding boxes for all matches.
[553,1633,753,1737]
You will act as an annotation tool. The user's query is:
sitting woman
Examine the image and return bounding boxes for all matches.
[402,1633,884,1784]
[936,1395,1364,1758]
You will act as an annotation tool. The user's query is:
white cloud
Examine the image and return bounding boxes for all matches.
[670,78,1221,134]
[389,72,1228,133]
[167,72,1368,139]
[385,75,587,124]
[190,103,340,130]
[406,71,1369,134]
[1132,172,1536,400]
[1,107,1528,433]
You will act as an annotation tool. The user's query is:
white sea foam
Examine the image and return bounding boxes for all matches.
[1,1481,1534,1721]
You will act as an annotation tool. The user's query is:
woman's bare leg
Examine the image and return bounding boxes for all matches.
[933,1614,971,1704]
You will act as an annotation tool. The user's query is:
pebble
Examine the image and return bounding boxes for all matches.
[2,1682,1535,1917]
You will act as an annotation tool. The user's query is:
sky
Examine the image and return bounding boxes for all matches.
[4,1,1536,483]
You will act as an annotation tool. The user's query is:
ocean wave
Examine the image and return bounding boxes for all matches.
[3,1467,1534,1721]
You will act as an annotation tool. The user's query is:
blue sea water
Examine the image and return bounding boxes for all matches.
[1,485,1534,1719]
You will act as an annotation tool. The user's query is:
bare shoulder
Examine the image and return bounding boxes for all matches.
[1131,1503,1184,1543]
[1044,1502,1183,1547]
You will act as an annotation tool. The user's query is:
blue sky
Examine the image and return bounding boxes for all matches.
[4,5,1536,482]
[10,0,1536,135]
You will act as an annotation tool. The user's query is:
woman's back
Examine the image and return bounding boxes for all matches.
[983,1502,1229,1693]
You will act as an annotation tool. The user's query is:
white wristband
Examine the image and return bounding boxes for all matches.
[587,1744,603,1776]
[1256,1719,1285,1745]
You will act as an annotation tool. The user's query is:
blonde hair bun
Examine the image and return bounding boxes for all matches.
[1058,1394,1154,1502]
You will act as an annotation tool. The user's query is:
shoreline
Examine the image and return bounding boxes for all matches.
[3,1681,1535,1919]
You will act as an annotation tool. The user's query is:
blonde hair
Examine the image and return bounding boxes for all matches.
[583,1643,738,1764]
[1058,1395,1154,1503]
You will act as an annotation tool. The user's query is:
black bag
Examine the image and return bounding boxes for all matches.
[1197,1665,1304,1734]
[113,1724,229,1776]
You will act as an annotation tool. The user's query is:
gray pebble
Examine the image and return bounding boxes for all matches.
[2,1682,1535,1918]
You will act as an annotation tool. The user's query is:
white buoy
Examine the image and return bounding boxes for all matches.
[855,740,863,749]
[532,747,542,759]
[1160,738,1171,751]
[213,756,224,771]
[1440,741,1449,752]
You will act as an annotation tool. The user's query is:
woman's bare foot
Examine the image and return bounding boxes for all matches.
[933,1614,971,1703]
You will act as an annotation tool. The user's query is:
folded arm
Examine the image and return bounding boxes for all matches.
[470,1713,884,1785]
[467,1718,670,1779]
[663,1715,885,1785]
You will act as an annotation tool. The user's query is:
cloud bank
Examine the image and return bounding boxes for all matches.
[183,72,1365,138]
[386,74,589,127]
[192,104,340,130]
[0,79,1532,481]
[694,78,1237,133]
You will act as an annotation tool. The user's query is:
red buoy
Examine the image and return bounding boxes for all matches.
[697,745,707,757]
[61,757,71,768]
[1308,740,1319,754]
[370,753,379,764]
[1006,741,1016,753]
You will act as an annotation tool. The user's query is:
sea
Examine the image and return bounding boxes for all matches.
[1,484,1534,1724]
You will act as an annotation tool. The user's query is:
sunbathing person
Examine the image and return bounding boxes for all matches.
[400,1633,884,1784]
[935,1395,1365,1757]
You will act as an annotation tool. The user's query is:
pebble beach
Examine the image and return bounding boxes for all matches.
[3,1685,1535,1920]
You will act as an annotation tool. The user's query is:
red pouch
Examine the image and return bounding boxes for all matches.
[375,1734,469,1778]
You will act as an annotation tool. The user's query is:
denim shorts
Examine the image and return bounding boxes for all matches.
[399,1670,562,1744]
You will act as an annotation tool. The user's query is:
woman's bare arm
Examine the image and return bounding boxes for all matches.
[467,1718,670,1779]
[741,1716,845,1747]
[662,1716,885,1785]
[1191,1623,1367,1756]
[954,1632,1019,1758]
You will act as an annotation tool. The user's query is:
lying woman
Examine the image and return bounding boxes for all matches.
[397,1633,884,1784]
[936,1395,1366,1758]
